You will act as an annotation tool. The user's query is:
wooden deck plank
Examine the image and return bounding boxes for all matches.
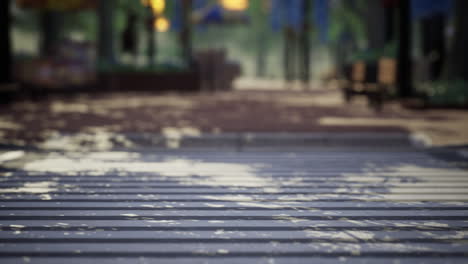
[2,220,468,229]
[2,201,468,208]
[1,230,468,241]
[3,194,468,202]
[2,257,468,264]
[1,149,468,263]
[1,242,468,255]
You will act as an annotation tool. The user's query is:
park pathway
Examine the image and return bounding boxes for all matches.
[1,146,468,263]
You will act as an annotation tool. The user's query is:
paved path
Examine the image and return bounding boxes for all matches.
[2,88,468,147]
[0,147,468,263]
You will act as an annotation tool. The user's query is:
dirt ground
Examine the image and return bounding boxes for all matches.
[1,85,467,147]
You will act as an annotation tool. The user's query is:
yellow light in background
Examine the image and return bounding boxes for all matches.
[148,0,165,15]
[154,17,170,32]
[220,0,249,11]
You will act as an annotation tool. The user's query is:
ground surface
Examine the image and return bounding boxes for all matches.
[1,82,468,263]
[1,86,468,148]
[0,147,468,263]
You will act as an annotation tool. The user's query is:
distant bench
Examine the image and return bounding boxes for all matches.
[342,58,397,112]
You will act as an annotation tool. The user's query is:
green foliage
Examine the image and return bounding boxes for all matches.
[115,0,148,36]
[418,80,468,106]
[382,42,397,58]
[12,7,41,32]
[348,49,380,63]
[249,0,265,26]
[117,0,147,16]
[328,1,366,46]
[63,11,98,41]
[348,42,397,63]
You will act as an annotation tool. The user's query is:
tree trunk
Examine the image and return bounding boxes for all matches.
[365,0,386,51]
[420,14,446,81]
[252,0,267,78]
[384,6,396,43]
[299,0,311,86]
[147,12,156,67]
[397,0,413,97]
[283,27,296,84]
[180,0,193,67]
[40,10,63,57]
[0,0,12,84]
[97,0,117,67]
[338,0,359,77]
[255,35,267,77]
[448,0,468,81]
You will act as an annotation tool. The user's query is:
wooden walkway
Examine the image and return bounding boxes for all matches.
[1,149,468,263]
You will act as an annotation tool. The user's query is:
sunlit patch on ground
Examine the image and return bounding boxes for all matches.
[19,151,271,188]
[0,181,57,194]
[0,151,25,163]
[161,126,201,149]
[39,130,134,151]
[0,117,23,130]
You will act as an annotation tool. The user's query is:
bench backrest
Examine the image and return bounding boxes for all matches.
[378,57,397,85]
[352,61,366,82]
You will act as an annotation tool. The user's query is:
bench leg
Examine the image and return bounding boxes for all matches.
[342,83,353,103]
[367,89,384,113]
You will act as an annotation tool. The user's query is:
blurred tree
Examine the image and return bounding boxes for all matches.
[0,0,12,84]
[180,0,193,66]
[97,0,117,67]
[122,12,139,59]
[283,27,297,84]
[364,0,386,51]
[397,0,412,97]
[328,0,365,76]
[382,0,397,43]
[116,0,149,65]
[146,7,156,67]
[272,0,302,84]
[420,14,446,81]
[39,10,63,56]
[412,0,453,83]
[448,0,468,81]
[299,0,311,86]
[250,0,267,78]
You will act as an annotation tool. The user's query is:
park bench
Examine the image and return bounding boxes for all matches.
[342,57,397,112]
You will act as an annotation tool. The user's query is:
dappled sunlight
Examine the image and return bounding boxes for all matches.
[0,151,25,163]
[0,181,57,194]
[0,117,22,130]
[11,150,468,203]
[1,89,468,147]
[161,126,201,149]
[21,151,272,187]
[304,230,378,242]
[51,94,195,115]
[39,130,134,151]
[2,0,468,261]
[1,149,468,260]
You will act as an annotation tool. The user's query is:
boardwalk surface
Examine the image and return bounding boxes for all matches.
[1,147,468,263]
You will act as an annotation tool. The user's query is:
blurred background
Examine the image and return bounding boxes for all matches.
[0,0,467,149]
